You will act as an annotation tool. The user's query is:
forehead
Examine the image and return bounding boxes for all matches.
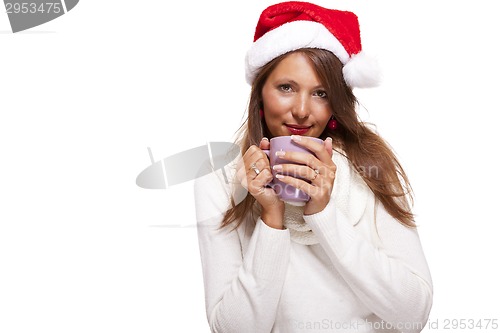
[268,52,322,84]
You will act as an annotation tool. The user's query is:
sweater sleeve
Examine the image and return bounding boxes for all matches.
[194,165,291,333]
[304,199,433,333]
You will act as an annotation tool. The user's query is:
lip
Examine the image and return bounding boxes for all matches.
[285,124,312,135]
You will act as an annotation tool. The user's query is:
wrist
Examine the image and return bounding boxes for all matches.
[261,208,284,229]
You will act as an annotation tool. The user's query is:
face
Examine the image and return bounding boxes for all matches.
[261,52,332,138]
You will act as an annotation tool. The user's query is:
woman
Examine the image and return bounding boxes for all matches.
[195,2,433,332]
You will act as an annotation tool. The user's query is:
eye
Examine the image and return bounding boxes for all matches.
[278,84,293,92]
[314,90,328,98]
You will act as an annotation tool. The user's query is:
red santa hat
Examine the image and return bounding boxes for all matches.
[245,1,380,88]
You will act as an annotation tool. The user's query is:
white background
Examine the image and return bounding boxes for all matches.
[1,0,499,332]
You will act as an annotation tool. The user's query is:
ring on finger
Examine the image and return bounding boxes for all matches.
[312,168,320,180]
[250,163,261,175]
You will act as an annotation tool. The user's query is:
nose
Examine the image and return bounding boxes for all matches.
[291,93,310,119]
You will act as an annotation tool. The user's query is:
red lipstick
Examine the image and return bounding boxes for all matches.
[285,124,311,135]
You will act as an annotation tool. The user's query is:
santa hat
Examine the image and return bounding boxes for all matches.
[245,1,380,88]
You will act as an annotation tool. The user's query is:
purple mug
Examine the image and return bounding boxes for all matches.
[263,136,323,205]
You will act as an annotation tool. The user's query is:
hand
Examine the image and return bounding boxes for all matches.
[236,138,284,228]
[273,135,336,216]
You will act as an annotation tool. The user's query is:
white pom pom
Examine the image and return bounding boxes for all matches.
[342,51,381,88]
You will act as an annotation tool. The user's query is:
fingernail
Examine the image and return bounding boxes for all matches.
[291,135,301,142]
[272,165,282,172]
[326,137,332,142]
[262,137,269,141]
[275,150,285,157]
[275,174,285,179]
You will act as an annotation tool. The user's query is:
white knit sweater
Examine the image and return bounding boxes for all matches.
[195,151,433,333]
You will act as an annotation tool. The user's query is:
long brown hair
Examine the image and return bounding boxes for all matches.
[222,48,415,229]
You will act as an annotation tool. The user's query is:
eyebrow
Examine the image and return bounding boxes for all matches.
[276,78,324,90]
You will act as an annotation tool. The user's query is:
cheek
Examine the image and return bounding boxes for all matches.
[313,110,333,133]
[312,104,332,121]
[320,112,332,124]
[263,92,290,116]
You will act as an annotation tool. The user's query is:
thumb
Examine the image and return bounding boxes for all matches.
[259,137,270,150]
[324,137,333,158]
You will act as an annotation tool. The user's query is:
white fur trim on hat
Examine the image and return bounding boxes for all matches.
[245,20,349,84]
[244,20,380,88]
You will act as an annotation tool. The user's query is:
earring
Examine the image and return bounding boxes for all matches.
[259,109,264,119]
[327,117,338,130]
